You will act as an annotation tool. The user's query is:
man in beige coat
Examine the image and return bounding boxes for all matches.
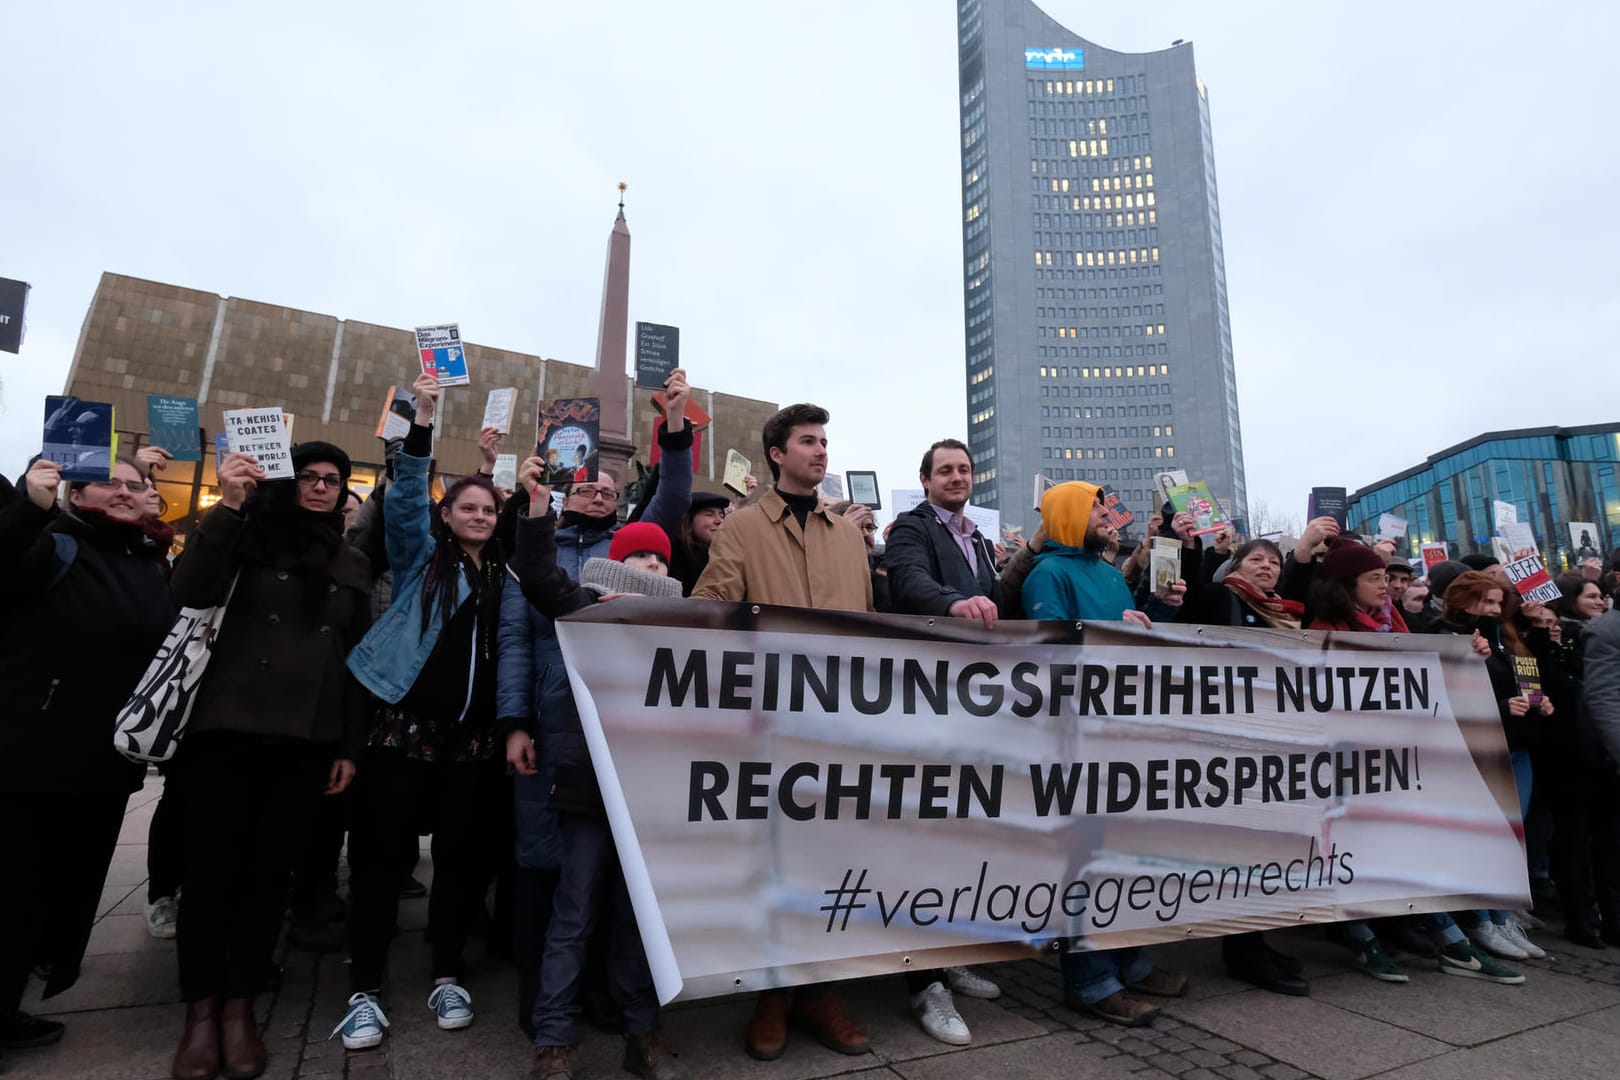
[692,403,872,614]
[690,403,874,1061]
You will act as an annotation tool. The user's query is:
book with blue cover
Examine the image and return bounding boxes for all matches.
[147,394,201,461]
[42,395,117,481]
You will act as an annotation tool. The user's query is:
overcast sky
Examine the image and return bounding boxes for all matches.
[4,1,1618,529]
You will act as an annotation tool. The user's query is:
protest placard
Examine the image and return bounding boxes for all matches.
[1569,522,1602,564]
[1499,521,1538,557]
[222,407,293,479]
[846,471,880,510]
[42,396,116,481]
[635,322,680,390]
[536,397,600,484]
[0,277,29,354]
[1097,486,1136,532]
[723,449,752,499]
[492,453,518,491]
[146,395,201,461]
[892,489,999,538]
[1503,553,1562,604]
[1033,472,1058,511]
[416,323,469,387]
[482,387,517,434]
[555,603,1531,1003]
[1149,536,1182,593]
[1377,513,1407,541]
[1165,481,1227,536]
[1151,469,1188,507]
[1420,541,1449,570]
[1493,500,1518,530]
[1307,487,1348,531]
[374,385,417,441]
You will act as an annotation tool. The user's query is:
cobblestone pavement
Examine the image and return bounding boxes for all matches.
[9,775,1620,1079]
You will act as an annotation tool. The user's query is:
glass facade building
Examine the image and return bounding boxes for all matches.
[1347,425,1620,570]
[957,0,1247,533]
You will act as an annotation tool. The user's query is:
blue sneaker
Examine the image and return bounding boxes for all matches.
[331,991,389,1050]
[428,982,474,1030]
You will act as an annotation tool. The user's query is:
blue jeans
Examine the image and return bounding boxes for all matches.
[1060,943,1152,1005]
[531,815,657,1047]
[1344,913,1464,947]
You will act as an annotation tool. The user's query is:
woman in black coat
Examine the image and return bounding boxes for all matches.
[1172,538,1310,995]
[166,442,372,1080]
[0,456,175,1054]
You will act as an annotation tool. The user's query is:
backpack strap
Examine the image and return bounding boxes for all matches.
[48,533,78,589]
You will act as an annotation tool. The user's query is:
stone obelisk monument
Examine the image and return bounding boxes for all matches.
[592,183,637,494]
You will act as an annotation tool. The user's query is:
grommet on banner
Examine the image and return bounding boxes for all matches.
[1196,627,1205,634]
[1075,622,1084,630]
[1050,941,1061,951]
[927,618,936,626]
[733,977,743,986]
[751,605,760,615]
[903,956,913,966]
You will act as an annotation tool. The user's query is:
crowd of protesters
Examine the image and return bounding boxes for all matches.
[4,369,1620,1079]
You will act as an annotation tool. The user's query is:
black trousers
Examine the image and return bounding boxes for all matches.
[175,732,332,1002]
[0,788,130,1010]
[346,749,505,991]
[147,765,185,903]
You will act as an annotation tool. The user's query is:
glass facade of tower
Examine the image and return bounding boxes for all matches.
[957,0,1247,533]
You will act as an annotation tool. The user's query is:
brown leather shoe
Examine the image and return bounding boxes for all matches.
[172,997,221,1080]
[218,998,266,1080]
[531,1044,574,1079]
[789,991,870,1055]
[1129,967,1189,998]
[623,1031,690,1080]
[744,990,791,1061]
[1078,989,1159,1027]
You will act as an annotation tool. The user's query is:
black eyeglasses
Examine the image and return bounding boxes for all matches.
[296,471,343,489]
[569,485,619,503]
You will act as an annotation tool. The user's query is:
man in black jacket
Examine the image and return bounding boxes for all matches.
[879,438,1007,1045]
[885,439,1004,629]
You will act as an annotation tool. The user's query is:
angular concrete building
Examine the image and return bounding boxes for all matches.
[62,272,778,539]
[958,0,1247,531]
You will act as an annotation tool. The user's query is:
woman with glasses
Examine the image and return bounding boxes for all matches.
[334,374,510,1049]
[0,456,175,1058]
[166,439,372,1080]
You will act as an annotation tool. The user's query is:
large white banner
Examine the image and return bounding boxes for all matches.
[554,602,1529,1004]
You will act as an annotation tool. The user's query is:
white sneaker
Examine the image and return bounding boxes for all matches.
[911,981,970,1046]
[427,982,474,1030]
[331,992,389,1050]
[945,965,1002,1000]
[1503,918,1547,959]
[1469,921,1527,960]
[143,896,178,939]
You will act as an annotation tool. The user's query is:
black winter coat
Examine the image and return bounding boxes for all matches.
[884,503,1004,617]
[0,499,173,794]
[171,502,373,755]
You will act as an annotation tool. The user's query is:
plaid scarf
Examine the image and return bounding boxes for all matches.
[1223,572,1304,630]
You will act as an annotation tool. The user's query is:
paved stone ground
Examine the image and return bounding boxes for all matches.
[9,775,1620,1079]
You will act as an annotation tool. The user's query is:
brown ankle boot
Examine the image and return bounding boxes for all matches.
[172,997,221,1080]
[218,998,266,1080]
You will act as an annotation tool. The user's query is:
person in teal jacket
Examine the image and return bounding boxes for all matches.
[1021,480,1190,1027]
[1022,480,1180,625]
